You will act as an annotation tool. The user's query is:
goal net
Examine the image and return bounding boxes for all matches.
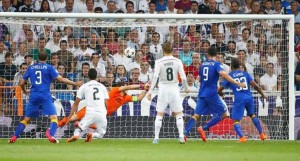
[0,13,295,140]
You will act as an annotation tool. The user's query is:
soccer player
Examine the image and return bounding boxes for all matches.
[147,41,189,144]
[184,47,245,142]
[9,51,82,143]
[66,68,109,143]
[57,83,149,130]
[218,58,267,142]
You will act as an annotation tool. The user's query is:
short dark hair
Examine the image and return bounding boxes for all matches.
[207,47,217,57]
[231,58,240,70]
[38,50,48,61]
[88,68,98,80]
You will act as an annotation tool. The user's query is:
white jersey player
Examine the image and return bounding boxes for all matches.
[67,68,109,143]
[147,41,189,144]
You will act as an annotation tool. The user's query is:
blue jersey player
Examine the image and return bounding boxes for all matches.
[184,47,245,142]
[218,58,267,142]
[9,51,82,143]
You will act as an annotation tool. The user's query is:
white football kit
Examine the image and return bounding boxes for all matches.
[153,56,187,113]
[76,80,109,137]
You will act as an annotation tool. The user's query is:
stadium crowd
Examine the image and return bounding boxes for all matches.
[0,0,297,115]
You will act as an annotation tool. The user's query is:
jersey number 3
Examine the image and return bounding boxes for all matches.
[35,71,42,84]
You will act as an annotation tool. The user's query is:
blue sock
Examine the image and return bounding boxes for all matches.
[184,118,196,135]
[252,117,262,134]
[234,123,243,138]
[14,120,27,138]
[49,120,58,137]
[202,116,222,131]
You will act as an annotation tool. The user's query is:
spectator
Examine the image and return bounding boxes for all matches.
[185,1,198,14]
[125,1,135,13]
[102,71,115,89]
[172,32,183,51]
[273,0,286,14]
[94,0,108,11]
[273,75,282,91]
[199,40,210,62]
[73,37,95,72]
[24,54,33,66]
[74,62,90,85]
[198,0,209,14]
[292,1,300,23]
[141,43,155,69]
[266,44,278,65]
[113,39,132,71]
[175,0,191,12]
[113,64,128,84]
[39,0,52,12]
[0,53,17,82]
[243,0,253,13]
[138,61,153,83]
[23,29,36,53]
[164,0,177,14]
[53,0,66,12]
[129,68,142,85]
[228,23,242,43]
[149,32,163,59]
[0,41,7,63]
[224,40,237,66]
[38,25,53,43]
[260,62,277,91]
[82,0,94,13]
[67,35,76,52]
[31,37,51,63]
[127,50,144,72]
[185,52,201,78]
[50,52,59,69]
[264,0,274,14]
[45,31,61,53]
[179,40,195,66]
[216,52,230,73]
[74,0,87,13]
[89,53,106,81]
[228,1,243,14]
[183,72,198,92]
[0,0,16,12]
[104,0,117,13]
[105,28,119,55]
[257,33,268,56]
[89,33,102,51]
[19,0,36,12]
[99,45,114,70]
[249,0,260,14]
[0,24,9,45]
[12,63,28,87]
[206,0,222,14]
[12,24,37,53]
[52,63,73,90]
[148,1,157,14]
[237,49,254,77]
[246,40,260,66]
[211,32,227,54]
[55,40,75,73]
[236,28,251,51]
[13,42,28,66]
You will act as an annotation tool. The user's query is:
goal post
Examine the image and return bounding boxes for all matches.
[0,13,295,140]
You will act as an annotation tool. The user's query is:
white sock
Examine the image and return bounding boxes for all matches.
[92,132,104,139]
[176,114,184,138]
[74,128,81,137]
[154,116,163,139]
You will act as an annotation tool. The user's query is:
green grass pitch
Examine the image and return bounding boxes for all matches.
[0,139,299,161]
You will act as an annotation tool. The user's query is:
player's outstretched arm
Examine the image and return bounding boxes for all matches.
[118,84,149,92]
[56,75,83,87]
[219,71,246,88]
[250,81,267,99]
[67,97,80,124]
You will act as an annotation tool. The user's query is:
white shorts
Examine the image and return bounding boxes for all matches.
[79,113,107,133]
[156,84,182,113]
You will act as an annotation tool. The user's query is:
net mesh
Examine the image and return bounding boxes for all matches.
[0,14,291,140]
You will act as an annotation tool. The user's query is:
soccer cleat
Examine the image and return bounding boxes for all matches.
[152,138,159,144]
[85,133,93,142]
[45,128,50,138]
[197,126,207,142]
[48,136,59,143]
[238,137,246,143]
[260,133,266,141]
[9,136,17,143]
[179,136,186,144]
[66,136,79,143]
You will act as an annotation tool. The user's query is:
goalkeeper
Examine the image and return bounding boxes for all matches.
[56,83,149,131]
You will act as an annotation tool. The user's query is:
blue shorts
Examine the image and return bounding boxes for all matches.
[231,98,255,121]
[195,95,227,117]
[25,93,56,118]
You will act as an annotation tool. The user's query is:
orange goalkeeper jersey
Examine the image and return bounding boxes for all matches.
[76,87,133,119]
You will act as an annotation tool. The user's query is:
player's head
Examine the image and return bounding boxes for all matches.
[162,41,173,55]
[88,68,97,80]
[38,50,48,61]
[207,47,217,57]
[230,58,241,71]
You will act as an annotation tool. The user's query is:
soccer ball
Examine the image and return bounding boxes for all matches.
[124,47,136,58]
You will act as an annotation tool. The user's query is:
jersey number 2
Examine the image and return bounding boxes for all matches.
[93,88,100,100]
